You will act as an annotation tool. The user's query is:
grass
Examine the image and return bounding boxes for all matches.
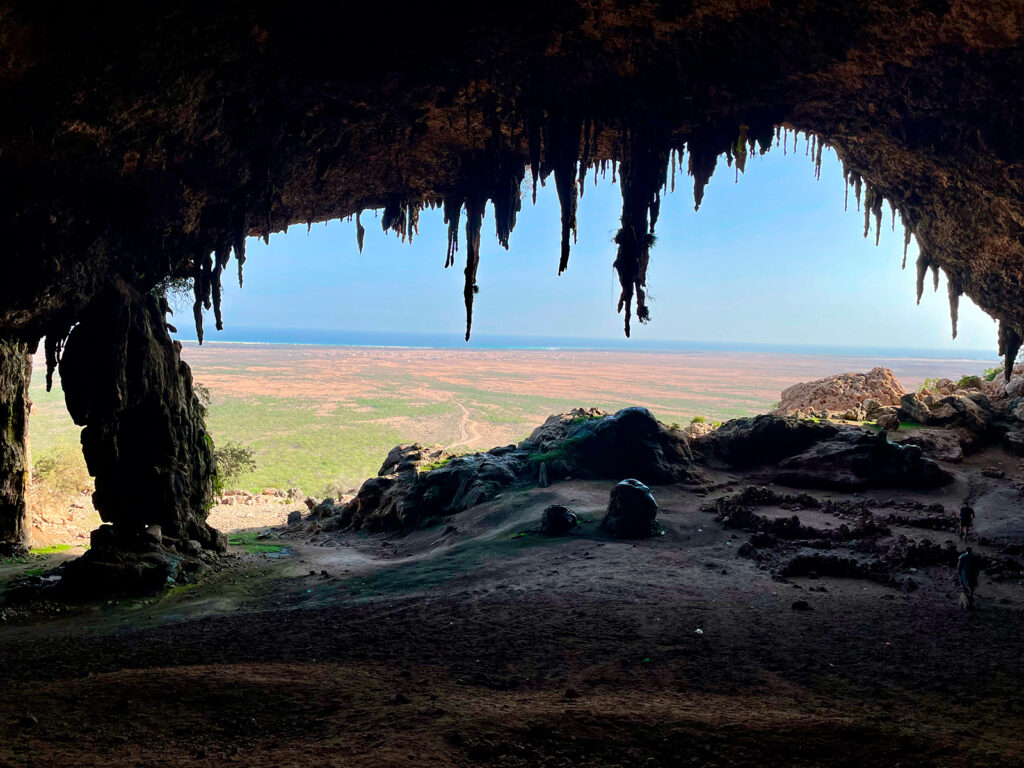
[30,544,73,556]
[228,530,286,554]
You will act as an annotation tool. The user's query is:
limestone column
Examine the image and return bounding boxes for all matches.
[0,337,32,554]
[59,280,225,559]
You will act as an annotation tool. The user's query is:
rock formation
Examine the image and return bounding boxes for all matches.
[601,480,660,539]
[0,338,31,555]
[4,2,1024,575]
[775,367,905,418]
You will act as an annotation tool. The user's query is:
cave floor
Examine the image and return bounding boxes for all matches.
[2,447,1023,767]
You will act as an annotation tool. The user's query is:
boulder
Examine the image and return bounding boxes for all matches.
[1004,376,1024,399]
[775,367,906,417]
[891,428,965,463]
[523,407,703,485]
[540,505,578,536]
[1004,428,1024,455]
[773,430,953,491]
[702,414,839,468]
[287,509,303,525]
[898,393,932,424]
[601,479,659,538]
[862,398,884,419]
[683,421,714,440]
[378,443,448,476]
[876,412,900,432]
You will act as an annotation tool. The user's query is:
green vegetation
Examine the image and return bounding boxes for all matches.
[30,544,73,556]
[228,531,285,554]
[31,445,90,493]
[527,435,587,467]
[419,452,471,473]
[918,377,940,392]
[568,412,604,426]
[690,415,707,424]
[956,374,982,389]
[214,441,257,485]
[983,365,1003,381]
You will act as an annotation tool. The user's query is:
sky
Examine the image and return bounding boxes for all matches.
[204,145,998,354]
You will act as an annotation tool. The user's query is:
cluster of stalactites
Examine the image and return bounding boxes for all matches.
[176,117,1012,378]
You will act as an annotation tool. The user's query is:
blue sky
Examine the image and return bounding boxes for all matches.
[208,146,997,352]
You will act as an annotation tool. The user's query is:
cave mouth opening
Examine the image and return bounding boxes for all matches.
[15,130,1001,580]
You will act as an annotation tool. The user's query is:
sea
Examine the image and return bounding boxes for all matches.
[177,326,999,363]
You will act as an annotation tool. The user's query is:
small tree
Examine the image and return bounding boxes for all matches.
[214,441,257,487]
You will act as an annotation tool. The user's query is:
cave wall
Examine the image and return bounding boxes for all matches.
[0,338,31,551]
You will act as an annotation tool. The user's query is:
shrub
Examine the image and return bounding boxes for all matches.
[956,375,982,389]
[32,446,91,494]
[690,415,707,424]
[214,441,257,486]
[982,366,1003,382]
[918,377,940,393]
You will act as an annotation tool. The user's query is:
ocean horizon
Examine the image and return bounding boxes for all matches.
[176,326,1000,362]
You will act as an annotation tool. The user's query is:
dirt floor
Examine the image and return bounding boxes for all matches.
[1,447,1023,767]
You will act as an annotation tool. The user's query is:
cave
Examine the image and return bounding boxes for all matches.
[2,2,1023,763]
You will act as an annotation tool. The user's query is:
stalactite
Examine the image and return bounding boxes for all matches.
[915,253,929,305]
[463,194,486,341]
[211,243,231,332]
[902,222,913,269]
[233,227,246,289]
[613,123,670,336]
[355,210,365,253]
[544,116,582,274]
[872,191,883,247]
[854,175,862,211]
[814,139,823,179]
[947,273,962,339]
[863,186,874,239]
[688,138,717,211]
[443,196,461,268]
[998,320,1022,381]
[931,263,939,292]
[192,251,214,344]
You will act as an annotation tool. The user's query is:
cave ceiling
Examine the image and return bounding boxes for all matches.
[1,1,1023,368]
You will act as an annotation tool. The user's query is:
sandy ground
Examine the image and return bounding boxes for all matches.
[2,444,1022,767]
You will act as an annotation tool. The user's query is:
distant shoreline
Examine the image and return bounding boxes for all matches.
[175,328,999,363]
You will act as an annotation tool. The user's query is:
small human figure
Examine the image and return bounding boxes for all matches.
[956,546,979,609]
[958,505,976,541]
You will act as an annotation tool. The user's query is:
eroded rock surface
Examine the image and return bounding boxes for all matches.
[776,367,905,418]
[602,479,660,539]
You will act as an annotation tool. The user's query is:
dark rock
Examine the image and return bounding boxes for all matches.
[897,393,932,424]
[378,443,448,476]
[702,415,839,468]
[540,505,577,536]
[773,430,952,491]
[982,467,1005,479]
[523,407,705,485]
[537,461,549,488]
[791,600,812,611]
[601,479,659,538]
[286,510,303,525]
[892,427,966,463]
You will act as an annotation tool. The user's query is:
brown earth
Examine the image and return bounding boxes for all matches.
[2,443,1022,767]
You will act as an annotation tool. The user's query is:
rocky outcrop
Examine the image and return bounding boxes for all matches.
[773,430,951,491]
[702,415,839,468]
[601,480,659,539]
[378,443,449,476]
[0,339,31,553]
[775,368,905,418]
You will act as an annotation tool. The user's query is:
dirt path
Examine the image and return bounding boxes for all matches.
[446,401,478,451]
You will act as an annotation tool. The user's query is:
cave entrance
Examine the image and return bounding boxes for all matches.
[17,141,996,562]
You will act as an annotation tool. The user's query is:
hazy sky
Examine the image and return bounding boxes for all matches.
[209,146,997,353]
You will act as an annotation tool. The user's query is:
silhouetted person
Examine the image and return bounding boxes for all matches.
[959,505,975,540]
[957,546,979,609]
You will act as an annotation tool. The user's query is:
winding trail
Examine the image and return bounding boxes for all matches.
[447,402,478,451]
